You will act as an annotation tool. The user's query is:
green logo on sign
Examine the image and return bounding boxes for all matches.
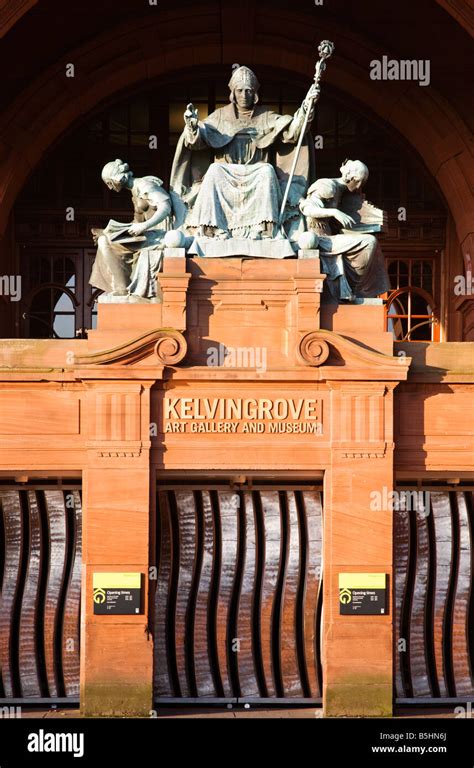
[339,587,352,604]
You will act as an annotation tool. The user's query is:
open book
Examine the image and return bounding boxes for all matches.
[103,219,147,244]
[339,192,388,234]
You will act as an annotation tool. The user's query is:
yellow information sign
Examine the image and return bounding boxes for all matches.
[339,573,387,615]
[339,573,386,590]
[93,573,141,590]
[93,572,142,615]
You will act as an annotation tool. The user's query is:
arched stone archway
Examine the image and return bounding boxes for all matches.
[434,0,474,35]
[1,0,472,44]
[0,0,38,38]
[0,3,472,270]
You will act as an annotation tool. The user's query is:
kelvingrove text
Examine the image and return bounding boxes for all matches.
[164,397,321,421]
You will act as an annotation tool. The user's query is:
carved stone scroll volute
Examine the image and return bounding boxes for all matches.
[297,332,330,366]
[154,333,187,365]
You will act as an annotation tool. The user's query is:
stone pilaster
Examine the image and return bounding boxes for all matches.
[80,380,154,717]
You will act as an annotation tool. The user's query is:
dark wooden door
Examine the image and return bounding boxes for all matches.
[0,486,82,703]
[395,489,474,702]
[153,483,323,703]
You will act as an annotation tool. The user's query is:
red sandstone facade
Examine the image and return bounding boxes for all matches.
[0,1,473,717]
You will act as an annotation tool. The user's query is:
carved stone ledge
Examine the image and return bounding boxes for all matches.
[74,328,187,367]
[86,440,147,459]
[341,451,386,459]
[97,450,140,458]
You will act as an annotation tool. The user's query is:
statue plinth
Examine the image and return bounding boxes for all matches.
[188,238,296,259]
[88,252,325,366]
[89,251,391,364]
[183,253,325,368]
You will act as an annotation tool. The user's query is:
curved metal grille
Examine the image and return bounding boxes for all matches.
[0,488,82,702]
[153,485,323,703]
[395,490,474,701]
